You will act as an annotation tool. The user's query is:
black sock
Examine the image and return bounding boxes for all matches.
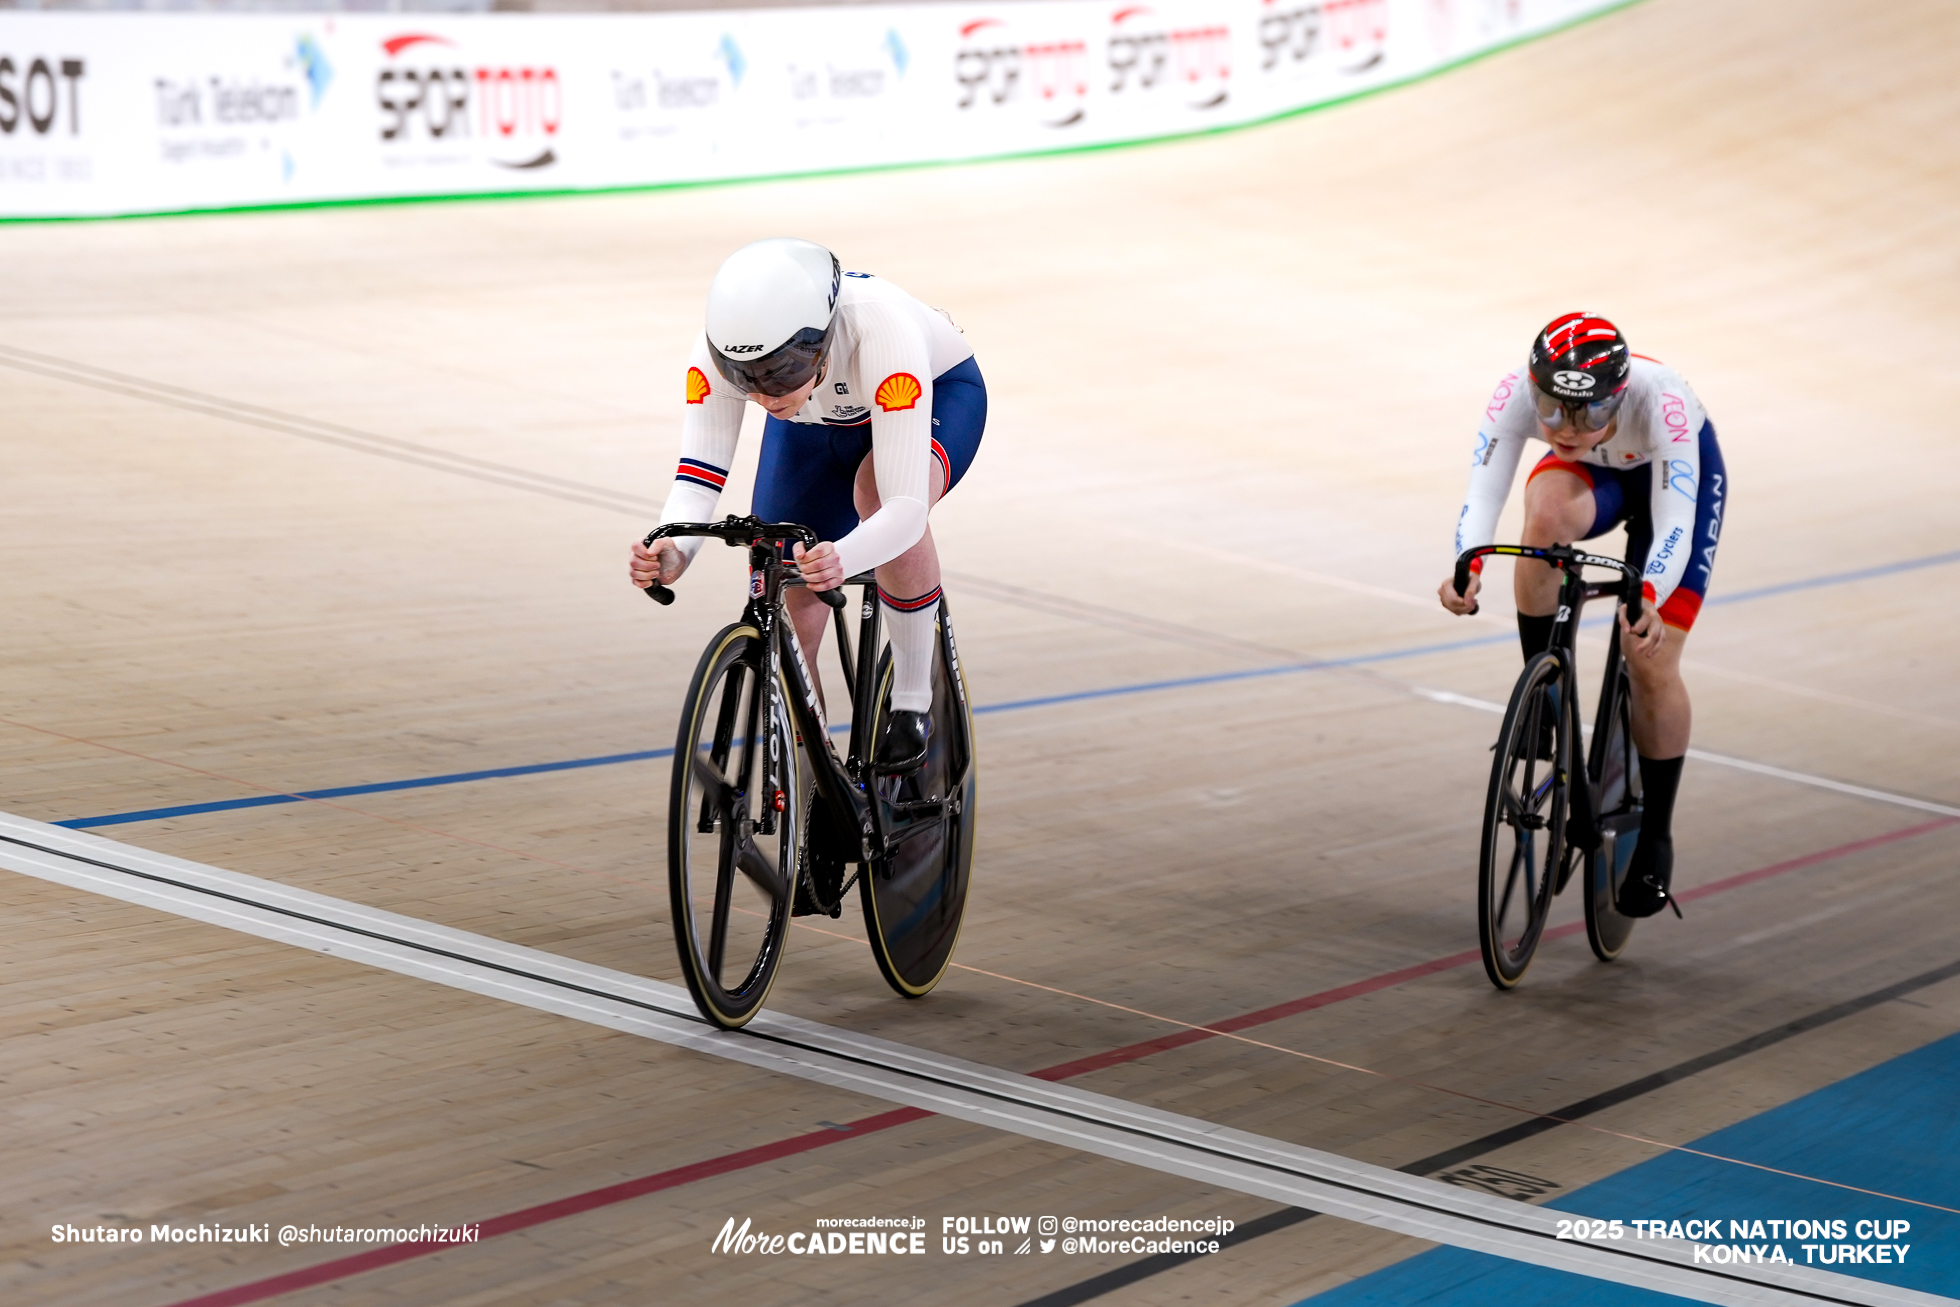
[1518,612,1556,663]
[1638,754,1685,844]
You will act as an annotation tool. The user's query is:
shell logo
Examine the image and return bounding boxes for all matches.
[875,372,922,412]
[685,367,712,404]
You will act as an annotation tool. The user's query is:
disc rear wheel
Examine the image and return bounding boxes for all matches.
[1479,651,1570,990]
[1584,662,1642,962]
[860,603,976,998]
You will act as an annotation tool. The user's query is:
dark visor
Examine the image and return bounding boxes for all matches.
[1531,380,1625,432]
[708,326,831,398]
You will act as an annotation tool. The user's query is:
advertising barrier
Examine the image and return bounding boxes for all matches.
[0,0,1628,219]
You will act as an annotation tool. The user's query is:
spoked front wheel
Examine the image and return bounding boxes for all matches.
[861,602,977,998]
[669,623,803,1028]
[1479,650,1571,990]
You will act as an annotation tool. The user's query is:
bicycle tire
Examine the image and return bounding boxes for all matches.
[1479,649,1570,990]
[860,601,976,999]
[668,622,802,1029]
[1584,658,1642,962]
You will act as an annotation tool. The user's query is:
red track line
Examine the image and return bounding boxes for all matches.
[155,816,1957,1307]
[164,1108,932,1307]
[1675,817,1957,903]
[1030,948,1485,1082]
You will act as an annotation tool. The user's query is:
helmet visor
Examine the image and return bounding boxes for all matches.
[1531,381,1625,432]
[708,326,830,398]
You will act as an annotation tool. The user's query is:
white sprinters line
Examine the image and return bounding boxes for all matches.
[1411,686,1505,712]
[0,812,1948,1307]
[1682,751,1960,820]
[1407,687,1960,819]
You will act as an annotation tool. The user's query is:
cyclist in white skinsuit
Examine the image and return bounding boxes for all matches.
[1454,360,1713,620]
[629,238,987,774]
[1439,313,1729,918]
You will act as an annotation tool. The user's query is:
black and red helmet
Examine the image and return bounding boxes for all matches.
[1528,312,1630,404]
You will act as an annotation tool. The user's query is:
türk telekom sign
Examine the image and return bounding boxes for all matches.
[0,0,1628,218]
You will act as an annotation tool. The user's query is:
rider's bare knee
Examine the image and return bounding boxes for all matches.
[1521,474,1592,546]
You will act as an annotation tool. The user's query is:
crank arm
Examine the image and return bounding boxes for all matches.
[733,836,785,901]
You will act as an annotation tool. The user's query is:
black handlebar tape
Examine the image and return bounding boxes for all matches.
[1452,560,1473,598]
[816,587,847,611]
[1625,579,1642,625]
[643,582,676,606]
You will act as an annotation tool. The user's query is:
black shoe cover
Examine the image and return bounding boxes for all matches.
[875,709,930,775]
[1616,834,1674,918]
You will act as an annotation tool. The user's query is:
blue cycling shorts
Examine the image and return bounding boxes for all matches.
[1526,418,1727,630]
[753,355,986,550]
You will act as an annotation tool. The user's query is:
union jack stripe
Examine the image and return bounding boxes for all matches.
[879,585,943,612]
[676,457,728,491]
[1541,311,1618,356]
[931,439,950,488]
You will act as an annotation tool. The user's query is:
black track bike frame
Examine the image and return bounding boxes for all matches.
[1454,543,1645,853]
[645,516,974,874]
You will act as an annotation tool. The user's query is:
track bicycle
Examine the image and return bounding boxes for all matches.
[1452,544,1657,990]
[642,515,977,1029]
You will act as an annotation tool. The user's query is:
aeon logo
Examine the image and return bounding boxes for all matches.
[955,17,1090,128]
[1659,391,1691,442]
[1108,6,1230,110]
[1259,0,1388,76]
[1485,370,1520,422]
[376,33,560,169]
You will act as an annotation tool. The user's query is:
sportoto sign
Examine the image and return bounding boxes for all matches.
[0,0,1628,219]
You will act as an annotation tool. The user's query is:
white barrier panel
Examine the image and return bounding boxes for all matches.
[0,0,1627,219]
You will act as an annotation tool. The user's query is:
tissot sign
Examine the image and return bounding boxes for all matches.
[0,0,1627,218]
[0,55,86,137]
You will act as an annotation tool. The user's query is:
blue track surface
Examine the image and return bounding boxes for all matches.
[53,546,1960,831]
[1298,1029,1960,1305]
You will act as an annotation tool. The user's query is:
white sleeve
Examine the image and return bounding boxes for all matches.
[1453,371,1532,571]
[1641,429,1702,608]
[657,336,747,562]
[830,306,934,581]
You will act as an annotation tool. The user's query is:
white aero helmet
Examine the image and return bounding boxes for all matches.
[704,237,842,397]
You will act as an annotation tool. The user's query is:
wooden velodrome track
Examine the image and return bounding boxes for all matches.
[4,0,1958,1303]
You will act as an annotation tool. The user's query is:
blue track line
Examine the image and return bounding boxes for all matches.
[1706,547,1960,608]
[58,750,674,829]
[51,546,1960,831]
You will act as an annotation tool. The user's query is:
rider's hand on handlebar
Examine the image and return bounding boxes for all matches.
[1619,601,1667,658]
[630,538,687,589]
[1438,572,1481,616]
[792,540,845,592]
